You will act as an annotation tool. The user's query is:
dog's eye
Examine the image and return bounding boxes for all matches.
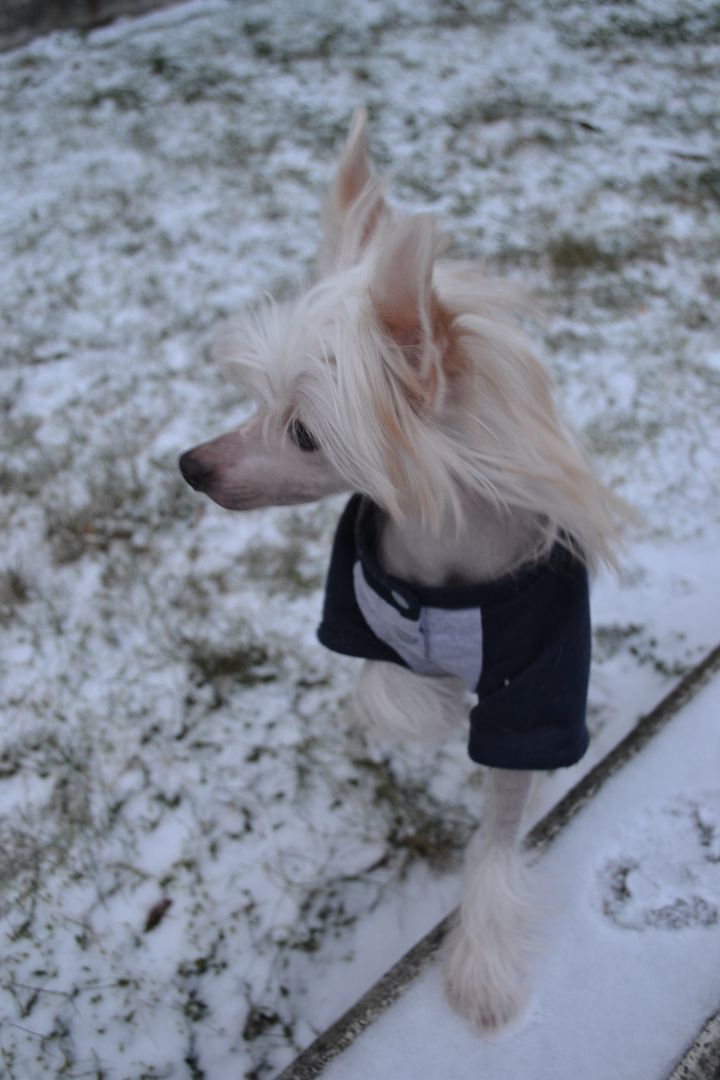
[289,419,320,452]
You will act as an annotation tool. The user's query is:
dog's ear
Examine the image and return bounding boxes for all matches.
[329,107,373,220]
[318,107,388,274]
[370,214,440,386]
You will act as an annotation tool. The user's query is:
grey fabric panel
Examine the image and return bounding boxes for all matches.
[422,604,483,690]
[353,561,483,690]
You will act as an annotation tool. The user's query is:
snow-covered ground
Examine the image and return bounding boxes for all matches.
[1,1,719,1076]
[321,670,720,1080]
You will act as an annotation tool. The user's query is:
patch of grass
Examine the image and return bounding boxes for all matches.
[702,273,720,300]
[395,170,443,202]
[448,91,555,130]
[450,191,479,218]
[186,638,277,691]
[0,407,73,496]
[289,889,360,954]
[44,462,195,565]
[0,566,30,625]
[548,234,620,276]
[280,508,327,544]
[628,641,691,679]
[179,65,241,105]
[84,86,144,111]
[176,934,229,1044]
[242,1004,291,1042]
[682,165,720,205]
[641,164,720,209]
[0,731,97,932]
[585,413,662,456]
[431,0,523,30]
[590,277,647,312]
[569,6,720,48]
[242,539,322,596]
[146,46,182,81]
[594,622,644,660]
[682,300,711,330]
[184,1035,206,1080]
[353,756,475,875]
[1,448,73,497]
[504,126,574,156]
[45,460,144,563]
[594,622,693,678]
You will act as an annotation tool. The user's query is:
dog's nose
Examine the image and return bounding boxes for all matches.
[179,450,214,492]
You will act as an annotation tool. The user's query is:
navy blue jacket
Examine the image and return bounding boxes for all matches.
[317,495,591,771]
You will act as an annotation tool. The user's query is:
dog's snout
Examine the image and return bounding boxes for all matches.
[179,449,214,492]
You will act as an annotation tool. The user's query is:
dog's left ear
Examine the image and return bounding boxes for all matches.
[318,107,389,274]
[370,214,447,404]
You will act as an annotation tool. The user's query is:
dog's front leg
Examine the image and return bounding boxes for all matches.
[443,767,536,1032]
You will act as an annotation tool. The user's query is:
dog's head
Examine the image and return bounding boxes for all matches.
[179,109,626,566]
[179,107,473,523]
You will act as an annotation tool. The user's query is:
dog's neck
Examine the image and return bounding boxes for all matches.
[377,499,539,588]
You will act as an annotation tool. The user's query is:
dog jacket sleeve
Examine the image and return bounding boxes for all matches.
[317,495,591,771]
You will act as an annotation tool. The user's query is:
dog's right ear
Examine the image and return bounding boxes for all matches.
[318,107,389,275]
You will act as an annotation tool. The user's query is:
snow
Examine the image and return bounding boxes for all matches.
[322,673,720,1080]
[1,0,720,1076]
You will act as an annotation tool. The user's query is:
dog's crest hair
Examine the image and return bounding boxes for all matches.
[216,107,623,571]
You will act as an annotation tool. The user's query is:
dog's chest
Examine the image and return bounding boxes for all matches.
[352,560,483,690]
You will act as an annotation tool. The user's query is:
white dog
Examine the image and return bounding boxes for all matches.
[180,108,622,1032]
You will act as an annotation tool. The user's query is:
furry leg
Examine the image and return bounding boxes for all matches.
[444,768,536,1032]
[349,660,466,745]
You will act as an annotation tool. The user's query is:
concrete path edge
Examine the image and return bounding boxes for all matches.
[273,641,720,1080]
[668,1008,720,1080]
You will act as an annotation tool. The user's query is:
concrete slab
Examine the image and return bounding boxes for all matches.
[669,1009,720,1080]
[277,647,720,1080]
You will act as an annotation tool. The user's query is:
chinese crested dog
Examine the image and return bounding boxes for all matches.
[179,108,622,1032]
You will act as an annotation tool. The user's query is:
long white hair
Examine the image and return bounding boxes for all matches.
[217,108,625,571]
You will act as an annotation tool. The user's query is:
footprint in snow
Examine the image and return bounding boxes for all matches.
[597,792,720,931]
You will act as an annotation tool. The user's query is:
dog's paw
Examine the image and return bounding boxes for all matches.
[442,919,528,1033]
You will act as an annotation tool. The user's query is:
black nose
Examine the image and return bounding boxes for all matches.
[179,450,214,492]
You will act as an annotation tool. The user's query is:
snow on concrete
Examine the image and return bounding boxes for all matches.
[322,671,720,1080]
